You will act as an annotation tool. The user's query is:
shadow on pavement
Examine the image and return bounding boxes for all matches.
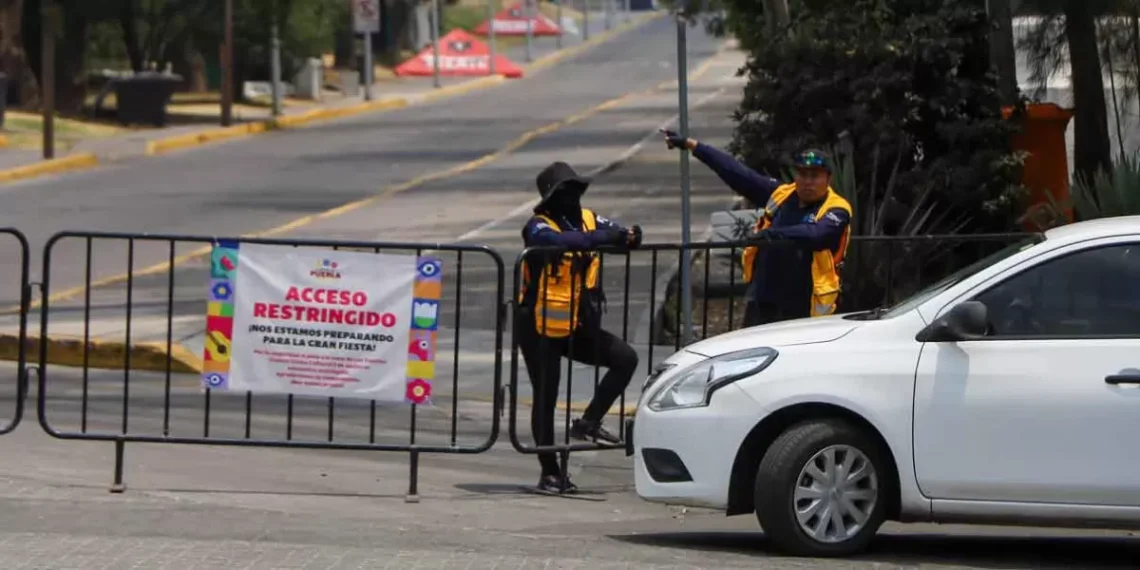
[607,530,1140,568]
[455,481,633,496]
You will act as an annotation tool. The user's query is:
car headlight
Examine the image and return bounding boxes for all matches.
[646,347,778,412]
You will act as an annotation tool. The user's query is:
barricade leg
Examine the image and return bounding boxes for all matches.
[406,449,421,504]
[111,439,126,493]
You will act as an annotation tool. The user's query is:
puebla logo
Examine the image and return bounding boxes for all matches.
[310,258,342,280]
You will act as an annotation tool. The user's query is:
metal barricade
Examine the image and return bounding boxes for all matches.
[0,228,30,435]
[507,233,1032,471]
[36,231,506,498]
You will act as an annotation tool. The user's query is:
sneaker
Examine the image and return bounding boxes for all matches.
[537,474,579,494]
[569,418,622,445]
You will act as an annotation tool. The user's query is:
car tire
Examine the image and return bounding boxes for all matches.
[753,419,889,558]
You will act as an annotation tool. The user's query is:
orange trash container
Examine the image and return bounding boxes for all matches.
[1003,102,1075,231]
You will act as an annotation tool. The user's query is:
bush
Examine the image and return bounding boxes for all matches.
[729,0,1026,238]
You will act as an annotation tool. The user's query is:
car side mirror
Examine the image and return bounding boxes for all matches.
[916,301,989,342]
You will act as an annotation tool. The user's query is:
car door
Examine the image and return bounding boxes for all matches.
[913,239,1140,506]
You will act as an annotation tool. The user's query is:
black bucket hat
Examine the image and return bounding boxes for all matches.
[535,161,591,211]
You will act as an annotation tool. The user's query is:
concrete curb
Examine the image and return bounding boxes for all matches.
[526,11,665,74]
[0,12,662,185]
[142,13,662,158]
[0,331,636,415]
[0,153,99,185]
[145,97,411,156]
[0,333,202,374]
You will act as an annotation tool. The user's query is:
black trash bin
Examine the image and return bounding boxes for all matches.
[0,72,8,130]
[113,72,182,127]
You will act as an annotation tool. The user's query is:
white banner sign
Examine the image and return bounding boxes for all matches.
[352,0,381,33]
[201,242,443,404]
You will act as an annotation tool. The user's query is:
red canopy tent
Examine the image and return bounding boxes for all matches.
[474,2,562,36]
[394,29,524,78]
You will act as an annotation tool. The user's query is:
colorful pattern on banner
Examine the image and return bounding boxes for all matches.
[201,242,442,404]
[406,257,443,405]
[202,240,240,391]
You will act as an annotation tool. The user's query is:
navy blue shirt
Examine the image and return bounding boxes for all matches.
[692,143,851,310]
[522,210,628,249]
[521,209,629,328]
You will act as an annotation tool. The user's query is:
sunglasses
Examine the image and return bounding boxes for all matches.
[794,152,828,169]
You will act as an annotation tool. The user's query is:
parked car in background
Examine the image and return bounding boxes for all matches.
[628,215,1140,557]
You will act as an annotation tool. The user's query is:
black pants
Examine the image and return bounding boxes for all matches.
[743,299,810,328]
[516,317,639,477]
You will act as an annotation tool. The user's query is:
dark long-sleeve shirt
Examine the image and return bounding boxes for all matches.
[520,208,628,327]
[692,143,851,311]
[522,210,627,249]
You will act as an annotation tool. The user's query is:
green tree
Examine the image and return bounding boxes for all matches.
[731,0,1023,234]
[1018,0,1123,184]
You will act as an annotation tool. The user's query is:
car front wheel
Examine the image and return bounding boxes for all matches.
[753,419,888,557]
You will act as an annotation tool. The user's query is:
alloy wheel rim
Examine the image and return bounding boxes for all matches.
[792,444,879,544]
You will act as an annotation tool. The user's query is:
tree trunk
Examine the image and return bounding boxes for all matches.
[987,0,1019,106]
[0,0,40,107]
[334,0,356,69]
[1064,2,1112,183]
[54,3,88,114]
[119,0,143,72]
[1131,7,1140,95]
[763,0,789,34]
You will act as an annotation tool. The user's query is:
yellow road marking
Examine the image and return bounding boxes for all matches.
[10,41,731,316]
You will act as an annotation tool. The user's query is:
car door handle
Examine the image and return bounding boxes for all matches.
[1105,374,1140,385]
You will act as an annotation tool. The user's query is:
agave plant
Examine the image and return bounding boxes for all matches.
[1072,152,1140,218]
[823,140,992,310]
[1020,152,1140,227]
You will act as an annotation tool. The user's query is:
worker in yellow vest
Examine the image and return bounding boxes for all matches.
[662,130,853,327]
[517,161,643,494]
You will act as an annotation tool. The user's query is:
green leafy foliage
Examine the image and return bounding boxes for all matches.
[730,0,1025,237]
[709,0,1032,310]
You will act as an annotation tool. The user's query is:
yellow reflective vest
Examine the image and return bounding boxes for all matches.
[741,184,853,317]
[519,208,602,338]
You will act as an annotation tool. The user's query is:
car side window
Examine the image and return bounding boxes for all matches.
[971,243,1140,338]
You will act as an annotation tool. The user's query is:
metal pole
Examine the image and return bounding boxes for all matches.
[556,1,563,49]
[41,1,56,160]
[604,0,611,31]
[623,0,630,23]
[487,0,497,75]
[524,0,534,62]
[270,1,283,116]
[431,0,441,87]
[222,0,234,126]
[675,12,693,345]
[363,31,374,100]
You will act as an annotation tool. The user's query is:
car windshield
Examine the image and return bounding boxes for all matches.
[864,234,1045,320]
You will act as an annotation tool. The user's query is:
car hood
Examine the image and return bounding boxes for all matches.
[683,314,861,357]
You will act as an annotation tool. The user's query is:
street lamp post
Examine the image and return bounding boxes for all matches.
[675,4,693,345]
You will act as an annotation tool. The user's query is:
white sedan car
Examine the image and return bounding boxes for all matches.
[628,215,1140,557]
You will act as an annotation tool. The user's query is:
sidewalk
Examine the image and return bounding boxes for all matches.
[0,9,660,184]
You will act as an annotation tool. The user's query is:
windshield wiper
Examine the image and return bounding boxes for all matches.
[844,306,886,321]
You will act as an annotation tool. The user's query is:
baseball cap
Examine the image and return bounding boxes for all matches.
[793,149,832,173]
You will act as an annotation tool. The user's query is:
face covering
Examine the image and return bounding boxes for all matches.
[546,187,581,216]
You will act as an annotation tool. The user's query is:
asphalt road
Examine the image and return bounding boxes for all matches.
[0,15,721,307]
[1,16,1139,569]
[11,35,750,427]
